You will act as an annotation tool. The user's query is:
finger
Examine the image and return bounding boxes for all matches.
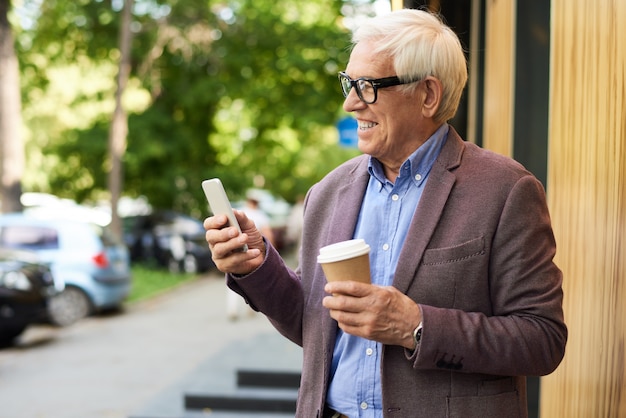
[212,248,263,275]
[322,293,364,314]
[210,231,249,258]
[231,209,257,233]
[324,281,372,297]
[331,311,360,328]
[203,214,229,230]
[233,210,250,227]
[205,223,239,247]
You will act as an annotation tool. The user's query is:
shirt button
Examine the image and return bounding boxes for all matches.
[415,173,422,181]
[391,194,399,201]
[360,402,368,410]
[382,243,390,251]
[366,347,373,356]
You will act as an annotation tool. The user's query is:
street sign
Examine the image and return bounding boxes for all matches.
[337,116,358,148]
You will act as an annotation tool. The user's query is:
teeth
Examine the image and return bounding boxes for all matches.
[358,121,377,130]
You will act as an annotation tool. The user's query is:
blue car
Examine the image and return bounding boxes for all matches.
[0,212,132,326]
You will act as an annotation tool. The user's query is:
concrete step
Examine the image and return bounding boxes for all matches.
[237,369,301,389]
[185,388,297,413]
[184,369,301,414]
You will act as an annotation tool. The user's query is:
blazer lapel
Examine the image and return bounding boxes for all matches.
[321,156,370,359]
[324,157,370,245]
[393,128,465,294]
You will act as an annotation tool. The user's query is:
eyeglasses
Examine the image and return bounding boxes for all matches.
[338,71,421,104]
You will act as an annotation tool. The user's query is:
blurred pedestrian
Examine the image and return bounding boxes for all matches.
[226,189,274,320]
[285,195,304,260]
[242,189,274,245]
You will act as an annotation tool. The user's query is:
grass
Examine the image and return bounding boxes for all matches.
[127,264,198,303]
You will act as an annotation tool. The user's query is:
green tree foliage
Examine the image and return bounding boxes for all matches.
[17,0,367,216]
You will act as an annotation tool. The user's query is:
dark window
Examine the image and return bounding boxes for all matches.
[0,226,60,250]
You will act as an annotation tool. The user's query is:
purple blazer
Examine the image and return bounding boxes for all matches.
[227,127,567,418]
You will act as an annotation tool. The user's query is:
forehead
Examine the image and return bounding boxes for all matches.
[346,40,394,77]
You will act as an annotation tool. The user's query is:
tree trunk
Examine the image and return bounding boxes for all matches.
[0,0,24,213]
[107,0,134,237]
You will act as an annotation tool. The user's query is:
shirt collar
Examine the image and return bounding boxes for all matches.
[368,123,449,188]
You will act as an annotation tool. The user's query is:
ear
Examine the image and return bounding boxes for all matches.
[421,76,443,119]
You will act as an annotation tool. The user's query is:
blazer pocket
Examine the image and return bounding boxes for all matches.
[447,390,521,418]
[422,237,485,265]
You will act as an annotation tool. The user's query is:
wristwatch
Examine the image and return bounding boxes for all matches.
[412,321,423,348]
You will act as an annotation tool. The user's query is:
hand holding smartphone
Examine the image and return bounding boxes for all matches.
[202,178,248,252]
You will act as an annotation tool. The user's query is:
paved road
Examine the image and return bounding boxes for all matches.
[0,272,302,418]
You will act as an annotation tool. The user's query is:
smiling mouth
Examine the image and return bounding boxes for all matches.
[358,121,378,130]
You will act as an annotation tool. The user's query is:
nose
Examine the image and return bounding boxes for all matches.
[342,88,367,112]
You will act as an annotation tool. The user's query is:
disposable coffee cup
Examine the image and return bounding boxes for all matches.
[317,239,371,284]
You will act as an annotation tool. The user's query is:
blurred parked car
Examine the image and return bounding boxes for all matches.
[0,213,131,326]
[123,211,215,274]
[0,249,60,345]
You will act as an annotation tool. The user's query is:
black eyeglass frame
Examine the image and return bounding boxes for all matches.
[338,71,421,104]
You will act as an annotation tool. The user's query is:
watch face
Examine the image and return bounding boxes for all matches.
[413,325,422,344]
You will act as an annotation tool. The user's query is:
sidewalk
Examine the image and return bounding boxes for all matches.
[128,271,303,418]
[0,271,301,418]
[131,328,301,418]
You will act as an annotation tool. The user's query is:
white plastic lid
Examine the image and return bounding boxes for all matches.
[317,239,371,263]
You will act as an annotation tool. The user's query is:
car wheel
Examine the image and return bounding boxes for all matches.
[47,286,91,327]
[167,256,182,274]
[182,254,199,274]
[0,324,27,346]
[169,235,186,260]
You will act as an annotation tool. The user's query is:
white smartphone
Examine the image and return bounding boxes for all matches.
[202,178,248,252]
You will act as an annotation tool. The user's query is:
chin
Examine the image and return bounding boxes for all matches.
[358,139,376,155]
[357,138,372,154]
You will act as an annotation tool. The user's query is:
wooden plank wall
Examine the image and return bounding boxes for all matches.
[393,0,625,415]
[540,1,626,416]
[482,0,515,157]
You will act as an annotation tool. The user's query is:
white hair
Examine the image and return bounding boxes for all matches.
[352,9,468,122]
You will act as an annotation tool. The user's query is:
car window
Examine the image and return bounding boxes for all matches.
[0,226,60,250]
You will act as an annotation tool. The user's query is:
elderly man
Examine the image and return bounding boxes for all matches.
[205,9,567,418]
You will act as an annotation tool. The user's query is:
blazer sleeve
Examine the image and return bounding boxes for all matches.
[412,173,567,377]
[226,243,306,347]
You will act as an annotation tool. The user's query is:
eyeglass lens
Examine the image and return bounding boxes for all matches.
[340,75,376,103]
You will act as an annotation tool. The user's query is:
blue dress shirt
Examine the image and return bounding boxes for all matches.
[326,124,449,417]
